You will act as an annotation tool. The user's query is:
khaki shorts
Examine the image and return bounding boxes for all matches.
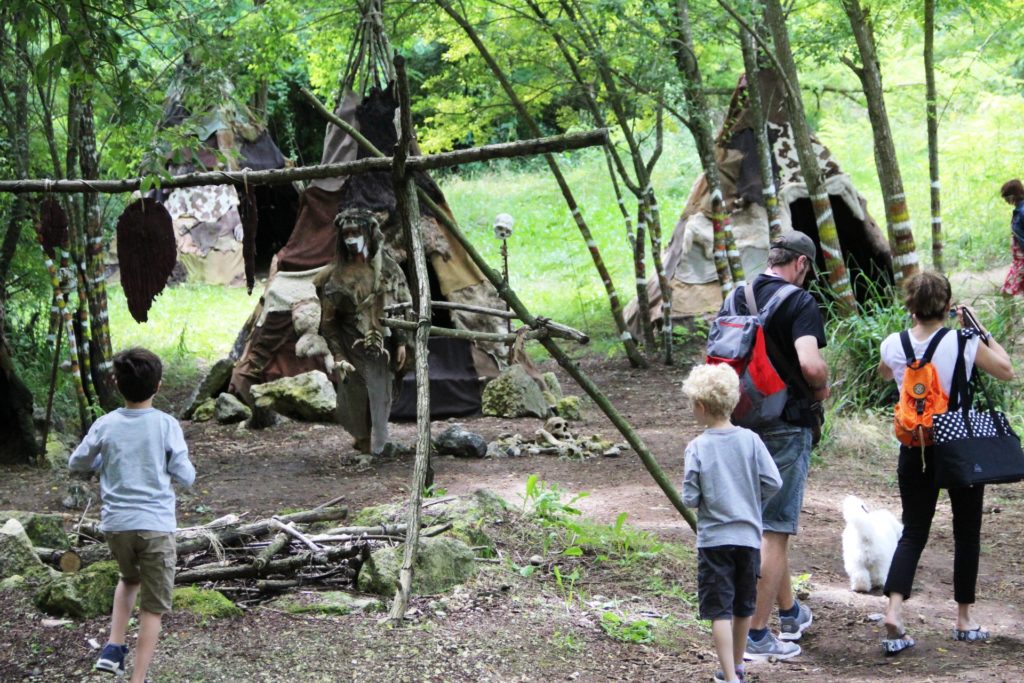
[106,531,176,614]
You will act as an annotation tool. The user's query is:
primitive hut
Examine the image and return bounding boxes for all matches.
[228,83,509,419]
[625,70,893,333]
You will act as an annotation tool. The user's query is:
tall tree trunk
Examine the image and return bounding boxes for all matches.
[77,97,116,408]
[435,0,648,368]
[0,301,40,464]
[841,0,919,283]
[671,0,742,303]
[924,0,943,273]
[763,0,856,313]
[739,27,783,242]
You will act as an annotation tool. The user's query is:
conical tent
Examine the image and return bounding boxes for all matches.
[625,70,893,333]
[228,84,510,418]
[149,67,299,286]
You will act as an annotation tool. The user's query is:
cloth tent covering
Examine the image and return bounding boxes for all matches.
[228,84,509,419]
[625,70,893,334]
[154,71,298,285]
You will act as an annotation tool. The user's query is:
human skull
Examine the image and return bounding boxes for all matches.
[493,213,514,240]
[544,416,571,440]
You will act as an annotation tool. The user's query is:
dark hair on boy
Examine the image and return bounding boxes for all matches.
[902,271,951,322]
[1000,179,1023,200]
[112,348,162,402]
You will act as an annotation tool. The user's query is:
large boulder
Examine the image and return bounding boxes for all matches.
[250,371,336,422]
[214,393,251,425]
[182,358,235,420]
[0,519,51,580]
[42,434,73,471]
[0,512,68,549]
[356,536,477,596]
[434,425,487,459]
[33,560,119,618]
[482,365,550,419]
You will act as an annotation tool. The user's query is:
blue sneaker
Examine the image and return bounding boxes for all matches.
[779,602,813,641]
[95,643,128,675]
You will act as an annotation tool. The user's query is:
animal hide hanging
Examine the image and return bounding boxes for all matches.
[116,198,176,323]
[237,187,259,294]
[37,199,69,258]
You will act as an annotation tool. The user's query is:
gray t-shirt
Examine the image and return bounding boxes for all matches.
[682,426,782,548]
[69,408,195,533]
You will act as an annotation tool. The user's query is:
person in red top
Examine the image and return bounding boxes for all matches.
[999,178,1024,297]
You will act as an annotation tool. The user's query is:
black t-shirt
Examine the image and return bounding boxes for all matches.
[719,273,827,426]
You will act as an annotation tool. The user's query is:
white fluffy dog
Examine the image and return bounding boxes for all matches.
[841,495,903,593]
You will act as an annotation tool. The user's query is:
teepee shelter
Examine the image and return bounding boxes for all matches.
[625,70,893,333]
[228,82,510,418]
[144,67,298,286]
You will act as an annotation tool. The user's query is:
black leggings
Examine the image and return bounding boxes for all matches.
[883,446,985,604]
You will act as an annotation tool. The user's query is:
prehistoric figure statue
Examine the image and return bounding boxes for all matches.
[314,208,410,455]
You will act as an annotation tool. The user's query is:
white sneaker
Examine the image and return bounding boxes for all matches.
[744,631,802,661]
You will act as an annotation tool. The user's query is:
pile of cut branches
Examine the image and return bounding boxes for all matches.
[37,501,451,606]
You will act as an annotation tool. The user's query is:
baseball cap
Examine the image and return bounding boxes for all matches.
[771,231,817,270]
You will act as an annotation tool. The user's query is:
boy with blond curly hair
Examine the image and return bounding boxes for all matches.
[682,364,783,682]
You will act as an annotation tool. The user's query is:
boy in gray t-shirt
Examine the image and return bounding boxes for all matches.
[682,364,782,682]
[69,348,195,683]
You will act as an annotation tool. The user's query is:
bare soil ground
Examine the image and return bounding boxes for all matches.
[1,353,1023,682]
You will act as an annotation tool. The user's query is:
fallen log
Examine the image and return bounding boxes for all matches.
[175,544,366,583]
[36,548,82,573]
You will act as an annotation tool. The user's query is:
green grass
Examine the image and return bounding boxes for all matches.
[106,283,255,363]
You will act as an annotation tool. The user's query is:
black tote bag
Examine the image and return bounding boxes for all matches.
[932,331,1024,488]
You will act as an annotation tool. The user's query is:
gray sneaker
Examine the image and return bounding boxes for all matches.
[779,602,813,641]
[744,631,802,661]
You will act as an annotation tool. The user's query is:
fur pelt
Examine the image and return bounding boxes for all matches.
[842,495,902,593]
[116,198,176,323]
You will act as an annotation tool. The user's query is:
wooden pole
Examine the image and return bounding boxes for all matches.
[389,55,434,623]
[0,130,608,195]
[380,318,588,345]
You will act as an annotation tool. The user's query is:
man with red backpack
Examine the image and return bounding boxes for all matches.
[708,231,830,661]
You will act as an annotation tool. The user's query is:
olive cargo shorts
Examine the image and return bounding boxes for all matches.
[106,531,176,614]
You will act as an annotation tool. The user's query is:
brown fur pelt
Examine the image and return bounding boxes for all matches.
[37,199,69,258]
[238,188,258,294]
[116,198,176,323]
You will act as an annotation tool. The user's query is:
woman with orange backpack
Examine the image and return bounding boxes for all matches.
[875,271,1013,655]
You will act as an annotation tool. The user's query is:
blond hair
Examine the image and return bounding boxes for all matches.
[681,364,740,418]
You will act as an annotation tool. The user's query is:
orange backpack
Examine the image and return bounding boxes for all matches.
[894,328,950,447]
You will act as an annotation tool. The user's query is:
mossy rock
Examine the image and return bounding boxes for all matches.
[0,511,68,550]
[271,591,383,616]
[0,519,52,581]
[349,502,403,527]
[43,435,72,471]
[444,490,509,557]
[34,560,119,618]
[172,587,241,619]
[555,396,582,421]
[192,398,216,423]
[481,365,550,418]
[542,372,563,402]
[1,575,26,592]
[356,537,476,596]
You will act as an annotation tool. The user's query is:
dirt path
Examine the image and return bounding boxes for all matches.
[2,355,1023,681]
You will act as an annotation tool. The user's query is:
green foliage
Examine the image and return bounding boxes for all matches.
[599,611,654,644]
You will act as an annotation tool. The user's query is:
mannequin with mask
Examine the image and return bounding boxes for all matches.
[314,207,410,457]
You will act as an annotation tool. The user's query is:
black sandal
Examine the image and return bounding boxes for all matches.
[953,626,990,642]
[882,632,915,656]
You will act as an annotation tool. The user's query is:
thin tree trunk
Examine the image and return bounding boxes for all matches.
[924,0,943,273]
[389,56,433,623]
[763,0,856,313]
[671,0,742,303]
[739,27,783,242]
[841,0,919,283]
[434,0,648,368]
